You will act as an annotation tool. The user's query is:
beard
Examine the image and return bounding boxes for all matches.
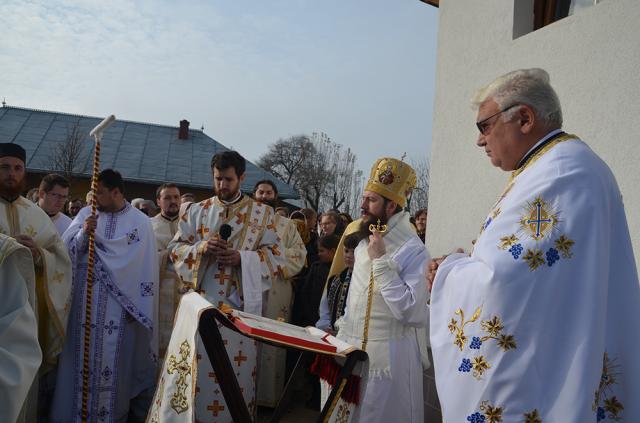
[164,204,180,218]
[216,186,240,202]
[0,176,27,200]
[355,210,389,240]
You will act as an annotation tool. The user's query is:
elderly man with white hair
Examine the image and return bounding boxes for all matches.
[427,68,640,422]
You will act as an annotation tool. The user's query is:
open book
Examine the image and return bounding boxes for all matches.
[212,307,357,356]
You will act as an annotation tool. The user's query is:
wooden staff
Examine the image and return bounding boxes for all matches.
[81,115,115,422]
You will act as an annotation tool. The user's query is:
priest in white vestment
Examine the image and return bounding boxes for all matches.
[429,69,640,422]
[252,179,306,407]
[150,183,182,359]
[0,143,72,419]
[0,234,42,423]
[320,157,430,423]
[37,173,72,236]
[163,151,286,422]
[51,169,159,423]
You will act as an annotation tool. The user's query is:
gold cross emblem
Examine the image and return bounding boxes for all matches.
[167,340,192,414]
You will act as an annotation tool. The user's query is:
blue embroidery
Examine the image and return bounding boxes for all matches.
[98,406,109,422]
[127,228,140,245]
[509,243,523,259]
[470,337,482,349]
[102,366,112,381]
[466,412,486,423]
[597,407,606,422]
[546,248,560,266]
[483,217,492,231]
[140,282,154,297]
[458,358,472,373]
[104,320,119,335]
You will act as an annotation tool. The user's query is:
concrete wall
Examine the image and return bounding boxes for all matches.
[424,2,640,420]
[427,0,640,269]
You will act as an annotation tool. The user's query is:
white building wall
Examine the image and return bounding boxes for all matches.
[427,0,640,270]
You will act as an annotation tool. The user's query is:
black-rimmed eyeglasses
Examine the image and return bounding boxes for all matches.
[476,104,520,135]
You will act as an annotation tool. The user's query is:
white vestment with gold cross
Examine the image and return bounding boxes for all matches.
[151,213,181,359]
[0,196,71,388]
[0,234,42,423]
[323,211,430,423]
[164,195,285,422]
[257,214,306,407]
[430,133,640,422]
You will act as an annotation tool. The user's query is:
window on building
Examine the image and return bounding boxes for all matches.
[514,0,603,38]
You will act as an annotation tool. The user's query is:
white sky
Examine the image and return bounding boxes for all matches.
[0,0,439,175]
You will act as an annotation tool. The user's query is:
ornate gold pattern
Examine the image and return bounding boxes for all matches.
[554,235,575,258]
[523,409,542,423]
[472,356,491,379]
[519,196,558,241]
[448,306,482,351]
[499,234,519,250]
[523,248,545,271]
[592,352,624,421]
[167,340,193,414]
[24,224,37,237]
[479,401,503,423]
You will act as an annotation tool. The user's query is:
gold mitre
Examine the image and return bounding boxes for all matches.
[365,157,417,208]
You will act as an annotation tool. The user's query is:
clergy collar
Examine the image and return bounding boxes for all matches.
[218,190,243,206]
[516,129,565,170]
[0,194,19,203]
[160,213,179,222]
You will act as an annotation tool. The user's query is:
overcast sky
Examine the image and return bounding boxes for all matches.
[0,0,439,175]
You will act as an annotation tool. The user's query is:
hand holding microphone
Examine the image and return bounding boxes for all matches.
[206,224,240,266]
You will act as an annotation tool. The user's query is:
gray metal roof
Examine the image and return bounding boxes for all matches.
[0,106,298,199]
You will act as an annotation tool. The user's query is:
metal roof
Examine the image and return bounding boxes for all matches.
[0,106,299,199]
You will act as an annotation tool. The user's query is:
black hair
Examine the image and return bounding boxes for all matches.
[156,182,179,199]
[211,150,246,178]
[39,173,70,193]
[97,169,125,194]
[343,233,360,250]
[318,233,340,250]
[253,179,278,197]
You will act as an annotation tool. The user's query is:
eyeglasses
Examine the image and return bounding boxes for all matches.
[476,104,520,135]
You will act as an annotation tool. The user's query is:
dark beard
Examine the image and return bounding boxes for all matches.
[354,212,388,241]
[216,187,240,202]
[0,177,27,200]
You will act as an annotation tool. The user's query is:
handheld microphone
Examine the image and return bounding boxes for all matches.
[219,224,232,241]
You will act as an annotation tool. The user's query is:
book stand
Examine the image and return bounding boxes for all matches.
[198,308,368,423]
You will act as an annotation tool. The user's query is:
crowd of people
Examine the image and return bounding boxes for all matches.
[1,67,639,423]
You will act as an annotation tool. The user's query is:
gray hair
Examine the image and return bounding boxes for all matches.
[471,68,562,130]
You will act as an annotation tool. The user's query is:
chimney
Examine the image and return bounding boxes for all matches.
[178,119,190,140]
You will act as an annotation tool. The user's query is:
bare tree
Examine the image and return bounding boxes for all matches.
[406,156,430,214]
[257,132,359,213]
[49,121,88,179]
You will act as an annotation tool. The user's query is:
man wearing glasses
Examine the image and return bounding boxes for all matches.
[427,69,639,421]
[38,173,72,236]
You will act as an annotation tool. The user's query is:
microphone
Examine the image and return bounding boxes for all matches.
[219,224,232,241]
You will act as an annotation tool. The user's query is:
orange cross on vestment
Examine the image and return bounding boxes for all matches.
[207,400,225,417]
[234,351,248,367]
[257,250,266,262]
[170,250,179,262]
[215,267,231,284]
[266,221,277,231]
[201,199,212,210]
[269,245,281,256]
[198,224,209,238]
[184,253,197,270]
[180,212,188,222]
[273,265,284,278]
[235,210,247,224]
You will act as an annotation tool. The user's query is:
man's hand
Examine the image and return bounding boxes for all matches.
[204,238,227,259]
[217,248,241,267]
[368,230,386,260]
[14,235,41,264]
[83,215,98,233]
[426,248,465,293]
